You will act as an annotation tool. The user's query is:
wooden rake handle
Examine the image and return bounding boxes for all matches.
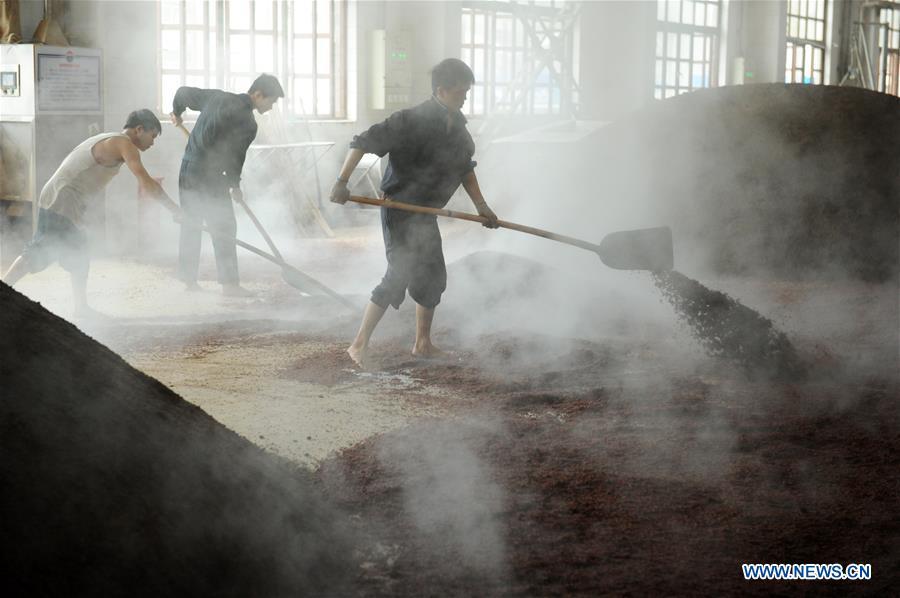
[346,195,601,254]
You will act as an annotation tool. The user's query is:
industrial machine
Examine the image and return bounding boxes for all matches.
[0,43,102,268]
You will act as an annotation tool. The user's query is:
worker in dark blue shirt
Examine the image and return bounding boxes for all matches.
[170,74,284,296]
[331,58,499,368]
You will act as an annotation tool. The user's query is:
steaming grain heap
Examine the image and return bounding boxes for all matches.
[0,282,350,597]
[502,85,898,283]
[620,85,900,282]
[624,85,898,281]
[652,270,808,381]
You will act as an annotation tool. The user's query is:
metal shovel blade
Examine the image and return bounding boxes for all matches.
[280,265,320,294]
[281,264,359,311]
[597,226,674,272]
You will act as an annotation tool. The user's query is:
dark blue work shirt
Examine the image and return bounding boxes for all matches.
[350,97,477,208]
[172,87,258,187]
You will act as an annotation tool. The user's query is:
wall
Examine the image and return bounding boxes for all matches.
[8,0,864,257]
[577,0,655,121]
[727,0,787,84]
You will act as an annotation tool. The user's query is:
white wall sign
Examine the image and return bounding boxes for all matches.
[37,49,101,113]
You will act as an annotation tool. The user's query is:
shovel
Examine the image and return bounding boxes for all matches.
[189,221,357,311]
[173,124,356,306]
[346,196,674,272]
[176,123,286,261]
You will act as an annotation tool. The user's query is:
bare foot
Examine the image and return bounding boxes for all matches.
[347,344,368,368]
[411,343,446,359]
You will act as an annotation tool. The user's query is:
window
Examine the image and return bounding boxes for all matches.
[159,1,218,103]
[655,0,721,99]
[877,5,899,96]
[159,0,348,119]
[785,0,827,84]
[287,0,347,118]
[460,1,578,116]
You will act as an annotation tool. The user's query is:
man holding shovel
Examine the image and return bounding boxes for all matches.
[2,110,181,318]
[170,74,283,296]
[331,58,499,367]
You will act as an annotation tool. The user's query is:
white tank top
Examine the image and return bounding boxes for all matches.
[39,132,128,225]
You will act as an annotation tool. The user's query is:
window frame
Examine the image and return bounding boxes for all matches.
[158,0,349,121]
[159,1,219,110]
[784,0,827,85]
[654,0,722,100]
[877,5,900,96]
[285,0,348,119]
[461,1,574,117]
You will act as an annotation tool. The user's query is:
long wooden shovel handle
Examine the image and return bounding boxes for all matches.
[177,122,284,262]
[347,195,601,254]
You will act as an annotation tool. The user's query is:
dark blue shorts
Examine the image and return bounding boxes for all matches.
[371,209,447,310]
[21,208,89,274]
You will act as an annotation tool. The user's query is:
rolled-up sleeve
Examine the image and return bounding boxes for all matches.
[349,111,406,157]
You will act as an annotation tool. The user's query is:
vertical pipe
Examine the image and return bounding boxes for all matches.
[311,0,317,117]
[863,4,879,86]
[216,0,225,89]
[879,22,888,91]
[249,0,256,85]
[180,0,186,88]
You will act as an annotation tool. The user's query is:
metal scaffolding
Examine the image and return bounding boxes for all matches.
[839,0,900,94]
[464,0,581,118]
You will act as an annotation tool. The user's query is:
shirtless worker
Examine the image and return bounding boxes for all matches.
[2,109,180,317]
[169,74,283,296]
[330,58,499,367]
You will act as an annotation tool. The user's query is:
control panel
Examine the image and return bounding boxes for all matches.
[1,64,20,97]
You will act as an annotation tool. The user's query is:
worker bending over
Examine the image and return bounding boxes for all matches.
[170,74,283,296]
[2,110,180,318]
[331,58,499,367]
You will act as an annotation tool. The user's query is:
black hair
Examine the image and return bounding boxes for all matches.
[123,109,162,134]
[431,58,475,93]
[248,73,285,98]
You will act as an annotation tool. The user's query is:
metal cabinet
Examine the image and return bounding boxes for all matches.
[0,43,103,265]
